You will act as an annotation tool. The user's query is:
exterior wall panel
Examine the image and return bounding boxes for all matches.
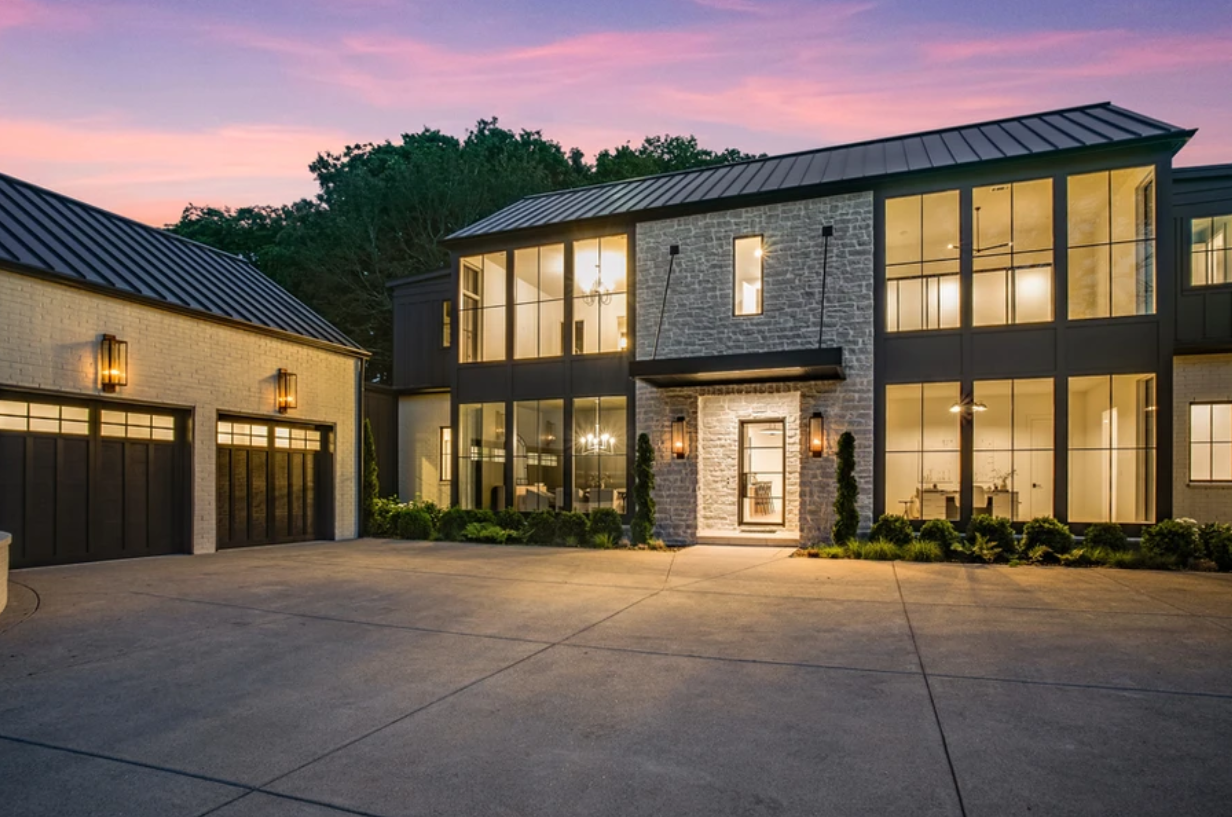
[1173,353,1232,522]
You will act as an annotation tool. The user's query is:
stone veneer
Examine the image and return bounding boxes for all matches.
[1173,353,1232,523]
[634,192,875,544]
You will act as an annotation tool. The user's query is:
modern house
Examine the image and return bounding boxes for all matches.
[388,103,1232,545]
[0,173,368,568]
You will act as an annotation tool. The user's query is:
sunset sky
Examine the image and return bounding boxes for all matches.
[2,0,1230,226]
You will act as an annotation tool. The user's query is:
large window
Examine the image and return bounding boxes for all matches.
[972,179,1053,326]
[973,379,1054,520]
[439,427,452,483]
[514,244,565,359]
[1068,374,1156,523]
[460,253,507,363]
[458,402,506,510]
[885,191,960,332]
[1068,167,1155,319]
[733,235,764,316]
[573,396,627,513]
[739,419,785,525]
[513,400,564,511]
[442,300,452,348]
[1191,215,1232,287]
[1190,403,1232,483]
[573,236,628,354]
[885,382,961,520]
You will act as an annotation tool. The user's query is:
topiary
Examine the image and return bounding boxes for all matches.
[496,507,527,535]
[870,513,914,546]
[1142,518,1201,563]
[555,511,590,547]
[966,514,1015,554]
[395,508,434,541]
[919,518,959,550]
[631,433,656,545]
[524,510,558,545]
[1200,522,1232,571]
[589,508,623,544]
[1082,521,1128,552]
[832,431,859,544]
[1023,516,1073,555]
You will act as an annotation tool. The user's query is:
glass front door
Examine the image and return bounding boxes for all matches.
[739,419,785,526]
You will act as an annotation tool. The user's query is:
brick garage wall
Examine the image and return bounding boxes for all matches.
[633,191,875,544]
[0,270,362,552]
[1173,353,1232,523]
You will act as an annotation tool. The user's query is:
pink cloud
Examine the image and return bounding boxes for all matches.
[0,0,87,32]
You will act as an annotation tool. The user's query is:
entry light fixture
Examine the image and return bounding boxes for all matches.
[949,395,987,416]
[671,415,687,459]
[99,334,128,393]
[276,368,298,414]
[809,412,825,457]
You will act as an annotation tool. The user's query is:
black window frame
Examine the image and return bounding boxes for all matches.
[737,417,786,527]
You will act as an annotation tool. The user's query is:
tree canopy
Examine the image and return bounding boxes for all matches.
[167,119,758,380]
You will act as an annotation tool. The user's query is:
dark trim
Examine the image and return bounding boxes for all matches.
[630,348,843,388]
[737,417,787,527]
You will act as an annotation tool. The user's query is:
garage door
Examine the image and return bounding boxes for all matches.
[0,393,189,569]
[215,419,330,549]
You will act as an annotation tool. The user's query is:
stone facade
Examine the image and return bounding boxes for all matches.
[398,393,451,506]
[0,270,362,552]
[634,193,875,544]
[1172,353,1232,523]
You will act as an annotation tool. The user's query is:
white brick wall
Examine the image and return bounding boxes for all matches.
[1173,353,1232,523]
[0,270,362,552]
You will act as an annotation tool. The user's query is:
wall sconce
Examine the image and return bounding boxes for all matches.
[809,412,825,457]
[99,334,128,393]
[671,415,687,459]
[276,369,298,414]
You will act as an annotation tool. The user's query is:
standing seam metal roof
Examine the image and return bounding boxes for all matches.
[0,172,364,352]
[448,103,1192,241]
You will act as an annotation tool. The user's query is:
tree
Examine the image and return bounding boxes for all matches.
[362,418,380,536]
[632,432,656,545]
[832,431,859,544]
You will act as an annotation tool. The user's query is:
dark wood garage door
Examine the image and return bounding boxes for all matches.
[0,393,189,569]
[215,419,331,549]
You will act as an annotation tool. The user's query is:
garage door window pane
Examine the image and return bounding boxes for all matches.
[1,401,89,435]
[103,411,176,441]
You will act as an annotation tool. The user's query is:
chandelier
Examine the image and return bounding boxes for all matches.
[580,428,616,455]
[582,262,613,306]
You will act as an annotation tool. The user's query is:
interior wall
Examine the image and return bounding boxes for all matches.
[397,393,451,506]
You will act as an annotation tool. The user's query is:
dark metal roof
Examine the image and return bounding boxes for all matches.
[449,103,1193,241]
[0,172,364,353]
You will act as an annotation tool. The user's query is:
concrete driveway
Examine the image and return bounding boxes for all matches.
[2,541,1231,817]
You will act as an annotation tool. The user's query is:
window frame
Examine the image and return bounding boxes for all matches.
[439,426,453,483]
[737,417,786,526]
[883,190,962,333]
[1189,401,1232,484]
[442,300,452,349]
[1186,215,1232,290]
[571,234,629,356]
[732,234,765,318]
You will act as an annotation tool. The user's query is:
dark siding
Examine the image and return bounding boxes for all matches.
[390,272,453,390]
[364,384,399,498]
[1174,165,1232,350]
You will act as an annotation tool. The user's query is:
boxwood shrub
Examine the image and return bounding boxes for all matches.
[1022,516,1073,554]
[555,511,590,546]
[394,507,434,541]
[1142,518,1201,563]
[588,508,623,544]
[496,508,527,535]
[524,510,558,545]
[966,514,1015,553]
[1200,522,1232,571]
[1082,521,1128,552]
[919,518,959,549]
[869,514,914,546]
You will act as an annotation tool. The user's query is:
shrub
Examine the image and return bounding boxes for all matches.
[919,519,959,550]
[1058,547,1095,567]
[1199,523,1232,571]
[969,533,1002,564]
[631,433,656,545]
[589,508,624,544]
[1026,545,1054,565]
[870,514,914,546]
[1082,522,1129,552]
[832,431,859,544]
[367,496,402,537]
[461,522,515,544]
[1142,518,1201,562]
[1104,549,1176,571]
[496,508,527,535]
[555,511,590,547]
[902,540,943,562]
[438,507,496,541]
[966,514,1015,554]
[861,540,901,561]
[817,545,847,559]
[524,510,558,545]
[1023,516,1073,555]
[394,508,433,541]
[361,418,381,536]
[592,532,618,550]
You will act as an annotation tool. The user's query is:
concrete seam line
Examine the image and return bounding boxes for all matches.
[1087,570,1232,632]
[927,672,1232,700]
[892,562,969,817]
[555,641,923,677]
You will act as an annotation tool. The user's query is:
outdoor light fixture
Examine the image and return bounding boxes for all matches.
[809,412,825,457]
[99,334,128,393]
[949,395,987,416]
[671,415,687,459]
[276,368,298,414]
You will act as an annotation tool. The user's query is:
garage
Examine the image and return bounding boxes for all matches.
[0,392,189,569]
[215,418,332,549]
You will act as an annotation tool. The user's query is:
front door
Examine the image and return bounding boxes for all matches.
[739,419,785,526]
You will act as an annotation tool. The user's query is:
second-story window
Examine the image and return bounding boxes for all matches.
[733,235,764,316]
[514,244,565,359]
[1191,215,1231,286]
[972,179,1053,326]
[885,191,960,332]
[460,253,506,363]
[573,235,628,354]
[1068,166,1155,320]
[442,300,452,348]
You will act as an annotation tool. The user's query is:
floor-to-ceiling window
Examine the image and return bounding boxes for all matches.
[972,179,1054,326]
[458,402,506,510]
[972,378,1054,520]
[513,400,564,511]
[1068,374,1156,523]
[739,419,785,525]
[514,244,565,359]
[885,382,961,520]
[460,253,507,363]
[1068,166,1156,319]
[885,191,960,332]
[572,396,627,512]
[572,236,628,354]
